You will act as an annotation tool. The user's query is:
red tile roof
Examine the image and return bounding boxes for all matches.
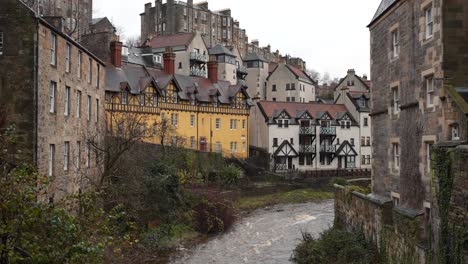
[146,33,195,49]
[258,101,348,119]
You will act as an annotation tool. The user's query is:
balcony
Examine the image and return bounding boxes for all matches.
[190,68,207,77]
[237,66,248,75]
[275,163,288,172]
[190,52,208,63]
[320,145,336,153]
[300,145,316,154]
[320,127,336,136]
[300,127,316,135]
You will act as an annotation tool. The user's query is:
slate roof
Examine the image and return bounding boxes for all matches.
[146,33,195,50]
[368,0,399,27]
[258,101,348,120]
[124,47,162,68]
[91,17,105,25]
[209,44,235,57]
[286,64,315,84]
[106,63,160,94]
[243,53,268,62]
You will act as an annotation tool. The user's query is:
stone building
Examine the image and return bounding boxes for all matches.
[102,39,252,159]
[140,0,248,55]
[267,63,316,103]
[335,0,468,262]
[144,32,209,78]
[0,0,106,201]
[334,69,372,169]
[21,0,93,40]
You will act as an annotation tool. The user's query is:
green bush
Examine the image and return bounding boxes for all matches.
[218,164,245,186]
[291,228,382,264]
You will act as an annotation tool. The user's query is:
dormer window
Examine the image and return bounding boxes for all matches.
[122,91,128,105]
[278,119,289,128]
[320,120,331,128]
[451,124,460,140]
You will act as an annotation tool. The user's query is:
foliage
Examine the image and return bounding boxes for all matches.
[217,164,245,186]
[237,189,333,212]
[0,126,135,264]
[192,193,237,234]
[330,177,349,187]
[291,228,382,264]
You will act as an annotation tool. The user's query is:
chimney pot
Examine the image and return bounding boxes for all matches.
[111,40,123,68]
[208,55,218,84]
[163,48,176,75]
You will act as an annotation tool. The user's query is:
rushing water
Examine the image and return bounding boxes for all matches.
[171,200,334,264]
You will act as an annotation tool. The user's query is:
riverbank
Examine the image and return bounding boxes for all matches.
[237,188,334,213]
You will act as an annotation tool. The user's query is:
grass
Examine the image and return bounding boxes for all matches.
[237,188,334,212]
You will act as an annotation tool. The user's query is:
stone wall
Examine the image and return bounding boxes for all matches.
[335,144,468,264]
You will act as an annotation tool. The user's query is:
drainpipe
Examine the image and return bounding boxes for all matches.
[33,16,40,167]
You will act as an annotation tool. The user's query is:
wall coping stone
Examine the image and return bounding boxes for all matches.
[353,192,392,206]
[394,206,424,219]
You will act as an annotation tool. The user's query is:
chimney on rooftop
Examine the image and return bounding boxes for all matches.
[111,36,123,68]
[208,55,218,84]
[163,47,176,75]
[363,74,368,80]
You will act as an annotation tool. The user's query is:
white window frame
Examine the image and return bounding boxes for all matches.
[216,142,222,153]
[190,115,195,127]
[76,90,82,118]
[49,144,55,176]
[242,120,246,130]
[64,142,69,171]
[392,30,399,58]
[77,51,82,79]
[426,142,433,173]
[426,76,434,107]
[65,43,71,73]
[50,81,56,113]
[216,118,221,130]
[88,58,92,84]
[50,33,57,65]
[64,86,70,116]
[425,6,433,39]
[392,87,400,114]
[451,124,460,140]
[87,95,91,121]
[76,141,81,170]
[393,143,400,169]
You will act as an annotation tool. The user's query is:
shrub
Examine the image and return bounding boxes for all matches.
[192,192,237,234]
[218,164,245,186]
[291,228,382,264]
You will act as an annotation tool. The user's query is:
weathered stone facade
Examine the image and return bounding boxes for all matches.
[0,0,106,201]
[334,0,468,263]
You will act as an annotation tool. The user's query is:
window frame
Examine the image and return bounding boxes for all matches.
[50,33,57,66]
[50,81,57,113]
[64,141,70,171]
[64,86,70,116]
[393,143,400,169]
[76,90,82,118]
[392,30,399,58]
[392,86,400,114]
[426,76,434,107]
[65,43,71,73]
[425,5,433,39]
[49,144,55,176]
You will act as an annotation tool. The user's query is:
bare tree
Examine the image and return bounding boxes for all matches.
[88,112,149,191]
[306,69,321,83]
[125,36,140,48]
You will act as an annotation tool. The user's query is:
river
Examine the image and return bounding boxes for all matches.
[171,200,334,264]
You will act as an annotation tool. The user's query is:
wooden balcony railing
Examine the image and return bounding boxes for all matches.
[300,144,316,153]
[320,127,336,135]
[320,145,336,153]
[300,127,316,135]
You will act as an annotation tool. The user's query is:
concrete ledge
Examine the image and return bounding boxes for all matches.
[352,192,392,206]
[333,183,345,189]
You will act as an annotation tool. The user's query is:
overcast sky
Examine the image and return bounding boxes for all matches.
[94,0,380,80]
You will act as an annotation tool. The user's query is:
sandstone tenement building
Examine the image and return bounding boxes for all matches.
[335,0,468,263]
[22,0,93,40]
[0,0,106,201]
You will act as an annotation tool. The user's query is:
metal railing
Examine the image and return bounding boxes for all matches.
[190,52,208,62]
[320,145,336,153]
[320,127,336,135]
[300,144,316,153]
[300,127,316,135]
[237,66,248,74]
[275,163,288,172]
[190,68,207,77]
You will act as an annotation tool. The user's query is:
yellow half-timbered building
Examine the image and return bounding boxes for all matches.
[104,48,251,159]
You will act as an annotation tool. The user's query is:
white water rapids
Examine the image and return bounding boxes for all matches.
[171,200,334,264]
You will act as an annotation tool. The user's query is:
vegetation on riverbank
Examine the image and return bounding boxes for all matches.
[237,189,334,212]
[291,227,383,264]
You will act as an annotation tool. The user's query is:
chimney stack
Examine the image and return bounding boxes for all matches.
[363,74,368,80]
[163,48,176,75]
[208,55,218,84]
[110,38,123,68]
